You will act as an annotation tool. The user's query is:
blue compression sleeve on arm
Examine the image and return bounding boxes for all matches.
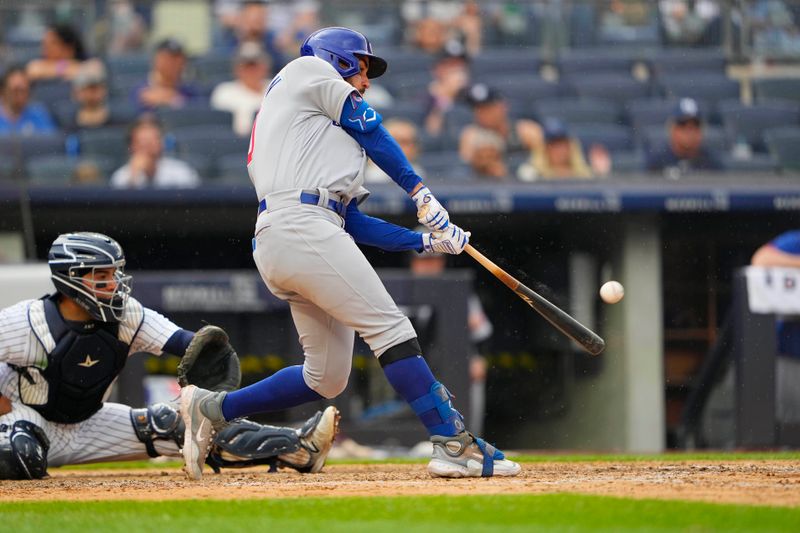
[341,102,423,194]
[345,201,424,252]
[163,329,194,356]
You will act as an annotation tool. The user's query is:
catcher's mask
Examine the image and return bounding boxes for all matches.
[48,232,132,323]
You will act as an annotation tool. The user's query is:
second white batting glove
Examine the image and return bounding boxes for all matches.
[412,186,450,231]
[422,224,470,255]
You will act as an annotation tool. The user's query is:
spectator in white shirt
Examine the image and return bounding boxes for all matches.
[210,42,271,137]
[110,115,200,189]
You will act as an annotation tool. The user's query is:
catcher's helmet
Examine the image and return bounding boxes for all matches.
[48,232,131,323]
[300,27,387,79]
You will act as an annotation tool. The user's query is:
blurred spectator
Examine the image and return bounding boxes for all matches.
[211,43,271,137]
[459,83,539,161]
[223,0,284,68]
[463,128,509,180]
[26,24,98,82]
[409,238,493,434]
[94,0,148,56]
[453,1,483,56]
[749,0,800,57]
[132,39,199,111]
[645,98,723,176]
[752,230,800,268]
[110,115,199,189]
[424,40,470,137]
[275,1,321,60]
[365,118,425,183]
[62,63,127,131]
[659,0,721,46]
[517,118,596,181]
[413,17,451,54]
[0,65,56,136]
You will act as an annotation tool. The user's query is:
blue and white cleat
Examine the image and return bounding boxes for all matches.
[428,432,521,478]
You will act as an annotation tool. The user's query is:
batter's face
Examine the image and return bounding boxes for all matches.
[344,57,370,95]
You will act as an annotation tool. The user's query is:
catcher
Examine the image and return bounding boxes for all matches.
[0,232,338,480]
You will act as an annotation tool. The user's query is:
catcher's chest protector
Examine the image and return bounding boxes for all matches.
[23,296,129,423]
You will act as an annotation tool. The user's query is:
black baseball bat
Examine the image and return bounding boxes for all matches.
[465,244,606,355]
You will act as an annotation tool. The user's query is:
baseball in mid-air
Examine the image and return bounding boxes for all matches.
[600,281,625,304]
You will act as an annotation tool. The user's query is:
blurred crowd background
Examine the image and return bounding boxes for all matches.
[1,0,799,188]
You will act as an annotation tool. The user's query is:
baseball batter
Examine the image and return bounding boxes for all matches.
[0,232,338,479]
[182,27,520,479]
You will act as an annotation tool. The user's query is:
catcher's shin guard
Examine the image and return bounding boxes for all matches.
[130,403,184,458]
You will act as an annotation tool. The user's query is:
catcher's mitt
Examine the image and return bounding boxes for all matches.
[177,325,241,392]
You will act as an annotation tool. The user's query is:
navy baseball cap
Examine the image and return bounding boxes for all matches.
[156,38,185,55]
[436,39,468,63]
[542,117,570,142]
[466,83,502,107]
[673,97,702,123]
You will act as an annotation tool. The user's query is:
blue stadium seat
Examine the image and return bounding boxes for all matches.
[192,54,234,83]
[31,81,73,107]
[378,100,428,128]
[659,75,740,107]
[626,99,686,130]
[111,73,146,99]
[417,151,472,182]
[556,49,635,78]
[611,150,646,174]
[764,126,800,171]
[753,78,800,105]
[720,154,777,173]
[533,98,621,125]
[471,48,540,76]
[476,76,562,109]
[570,123,633,153]
[569,75,651,105]
[216,154,251,184]
[79,127,128,165]
[718,100,800,152]
[19,133,67,162]
[380,48,436,76]
[158,108,234,130]
[381,70,432,100]
[26,155,77,185]
[171,126,248,159]
[647,49,727,79]
[105,54,151,78]
[180,153,214,180]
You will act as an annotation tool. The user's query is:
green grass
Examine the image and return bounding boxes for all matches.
[58,451,800,471]
[2,494,799,532]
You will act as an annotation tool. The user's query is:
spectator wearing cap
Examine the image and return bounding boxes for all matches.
[132,38,199,111]
[365,118,426,183]
[0,65,56,136]
[110,115,200,189]
[459,83,540,162]
[222,0,285,69]
[463,128,509,180]
[424,40,471,137]
[27,24,99,82]
[517,118,596,181]
[61,63,128,131]
[211,43,272,137]
[645,97,723,175]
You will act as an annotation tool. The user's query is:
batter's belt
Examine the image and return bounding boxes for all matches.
[258,188,347,217]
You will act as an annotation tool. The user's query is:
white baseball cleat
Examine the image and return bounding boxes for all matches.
[279,405,341,473]
[428,432,521,478]
[180,384,226,481]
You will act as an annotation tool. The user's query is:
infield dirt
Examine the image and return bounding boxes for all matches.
[2,461,799,506]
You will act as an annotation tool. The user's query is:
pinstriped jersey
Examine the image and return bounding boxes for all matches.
[0,295,179,403]
[247,56,369,206]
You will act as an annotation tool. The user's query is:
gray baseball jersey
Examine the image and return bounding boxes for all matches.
[0,296,181,465]
[248,56,416,398]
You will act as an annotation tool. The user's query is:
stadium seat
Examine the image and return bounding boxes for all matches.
[533,98,622,125]
[171,126,248,159]
[718,100,800,152]
[647,49,727,79]
[659,75,740,108]
[417,153,473,182]
[192,54,234,83]
[18,133,67,163]
[79,127,128,165]
[378,100,428,128]
[720,153,777,173]
[764,126,800,171]
[753,78,800,105]
[31,81,73,106]
[180,153,215,180]
[379,48,436,76]
[474,76,562,113]
[105,54,151,78]
[158,108,234,130]
[111,73,146,99]
[626,99,713,130]
[569,75,651,105]
[611,150,646,174]
[381,70,432,100]
[556,49,635,78]
[570,123,634,153]
[26,155,76,185]
[216,154,251,184]
[471,48,540,76]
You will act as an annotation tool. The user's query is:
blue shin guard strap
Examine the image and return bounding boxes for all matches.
[408,382,465,436]
[474,436,505,477]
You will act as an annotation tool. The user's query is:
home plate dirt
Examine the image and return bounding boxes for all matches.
[2,461,799,507]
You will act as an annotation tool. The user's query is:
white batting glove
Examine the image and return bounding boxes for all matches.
[412,186,450,231]
[422,224,470,255]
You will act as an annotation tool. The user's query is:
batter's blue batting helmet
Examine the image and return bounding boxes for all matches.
[300,27,387,79]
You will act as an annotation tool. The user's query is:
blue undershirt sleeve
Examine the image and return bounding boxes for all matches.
[163,328,194,357]
[344,201,424,253]
[341,102,423,195]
